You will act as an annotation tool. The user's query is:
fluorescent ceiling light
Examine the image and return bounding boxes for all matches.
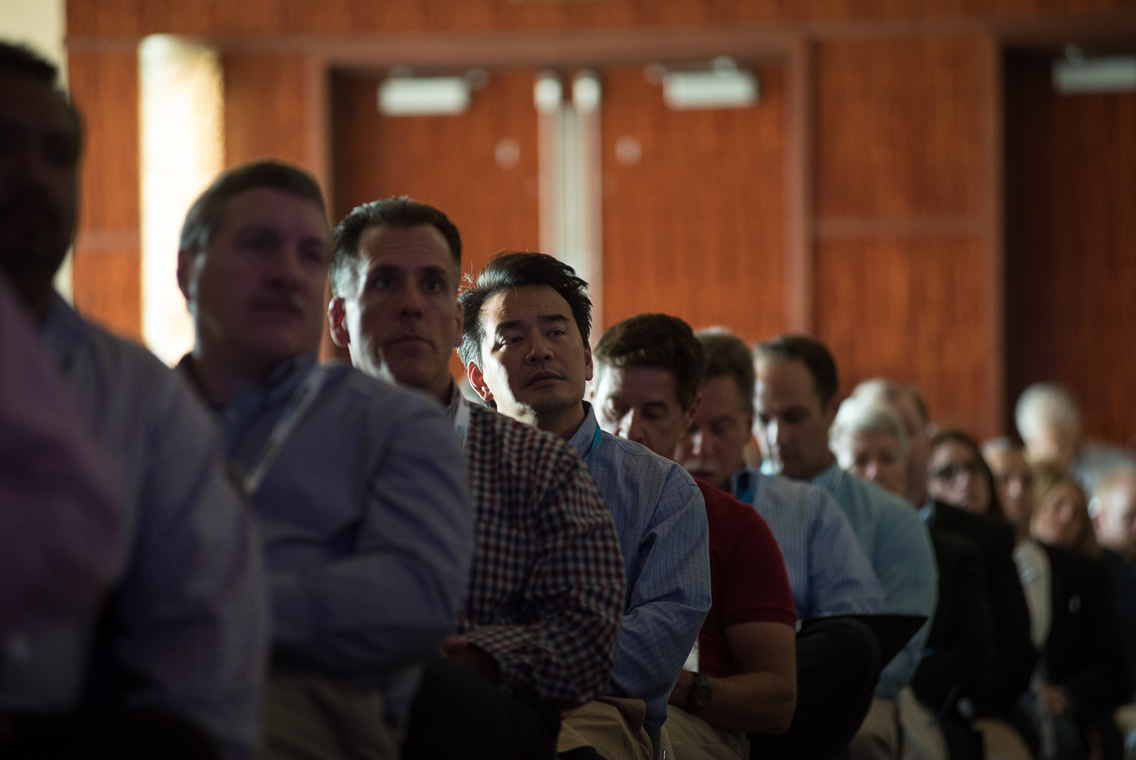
[1053,57,1136,94]
[378,76,470,116]
[663,69,758,110]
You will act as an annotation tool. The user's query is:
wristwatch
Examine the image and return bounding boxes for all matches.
[685,672,712,714]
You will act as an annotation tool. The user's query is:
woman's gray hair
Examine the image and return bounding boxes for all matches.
[830,395,909,461]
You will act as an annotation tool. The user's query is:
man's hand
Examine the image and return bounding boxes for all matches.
[1039,681,1070,717]
[668,669,697,707]
[442,636,502,684]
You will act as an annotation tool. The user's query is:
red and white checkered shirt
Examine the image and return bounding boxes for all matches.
[449,395,625,707]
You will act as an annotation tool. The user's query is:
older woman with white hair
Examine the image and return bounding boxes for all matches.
[830,395,910,501]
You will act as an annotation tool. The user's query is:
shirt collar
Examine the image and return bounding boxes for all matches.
[442,380,462,424]
[176,351,318,412]
[39,292,89,367]
[565,401,599,459]
[809,459,846,491]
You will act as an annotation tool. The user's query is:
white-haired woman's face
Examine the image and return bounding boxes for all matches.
[1033,481,1089,551]
[836,429,908,500]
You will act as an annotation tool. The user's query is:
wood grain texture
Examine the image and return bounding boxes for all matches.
[1004,50,1136,448]
[330,68,541,378]
[66,50,141,335]
[815,36,989,220]
[67,0,1136,37]
[70,248,143,340]
[599,63,786,346]
[223,53,313,167]
[814,237,994,438]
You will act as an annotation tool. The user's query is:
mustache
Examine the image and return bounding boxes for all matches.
[249,291,306,313]
[0,192,63,225]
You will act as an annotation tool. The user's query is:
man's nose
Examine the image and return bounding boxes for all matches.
[864,461,879,481]
[625,410,647,445]
[397,282,424,316]
[526,333,553,363]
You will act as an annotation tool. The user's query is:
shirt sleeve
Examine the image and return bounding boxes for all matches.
[462,448,625,707]
[609,468,711,712]
[271,391,473,676]
[720,508,797,629]
[114,365,270,760]
[807,491,885,618]
[0,280,118,633]
[872,501,938,700]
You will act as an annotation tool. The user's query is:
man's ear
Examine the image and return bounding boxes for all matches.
[452,301,463,349]
[682,393,703,432]
[176,248,196,303]
[467,361,493,403]
[328,297,350,347]
[584,343,594,383]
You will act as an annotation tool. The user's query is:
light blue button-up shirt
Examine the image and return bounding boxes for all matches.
[731,468,884,619]
[567,403,711,734]
[198,353,473,723]
[807,462,938,700]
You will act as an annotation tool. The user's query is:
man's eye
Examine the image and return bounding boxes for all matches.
[424,278,445,292]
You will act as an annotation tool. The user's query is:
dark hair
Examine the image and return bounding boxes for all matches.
[179,160,326,254]
[0,42,82,149]
[458,252,591,367]
[594,314,706,411]
[931,429,1004,518]
[755,334,839,408]
[330,196,462,296]
[697,329,755,416]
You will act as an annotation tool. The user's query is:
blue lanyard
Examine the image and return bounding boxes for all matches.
[583,424,602,466]
[735,471,755,504]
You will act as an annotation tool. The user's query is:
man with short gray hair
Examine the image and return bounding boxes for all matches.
[1016,382,1135,496]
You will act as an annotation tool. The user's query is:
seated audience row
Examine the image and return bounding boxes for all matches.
[7,36,1136,760]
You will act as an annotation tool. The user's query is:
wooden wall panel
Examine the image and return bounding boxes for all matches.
[68,0,1136,37]
[815,37,988,221]
[330,68,541,376]
[599,63,785,344]
[1005,51,1136,447]
[815,238,994,436]
[67,50,141,338]
[223,53,313,167]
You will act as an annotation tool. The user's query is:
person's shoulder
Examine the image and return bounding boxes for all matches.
[853,475,916,519]
[760,471,836,511]
[322,360,445,416]
[601,431,695,482]
[470,403,585,469]
[697,478,755,521]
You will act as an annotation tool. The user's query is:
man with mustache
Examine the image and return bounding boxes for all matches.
[0,41,267,758]
[175,162,473,758]
[459,252,711,760]
[326,196,625,760]
[670,326,885,759]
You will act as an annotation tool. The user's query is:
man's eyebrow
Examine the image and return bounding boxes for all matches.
[494,313,570,333]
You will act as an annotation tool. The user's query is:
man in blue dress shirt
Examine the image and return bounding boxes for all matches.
[175,161,473,758]
[753,334,938,760]
[459,252,711,760]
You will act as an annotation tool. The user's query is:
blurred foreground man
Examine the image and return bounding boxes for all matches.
[328,196,626,760]
[0,42,267,758]
[176,164,472,759]
[460,252,711,760]
[753,334,937,760]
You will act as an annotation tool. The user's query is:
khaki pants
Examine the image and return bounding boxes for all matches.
[559,697,671,760]
[259,674,400,760]
[664,704,745,760]
[852,698,901,760]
